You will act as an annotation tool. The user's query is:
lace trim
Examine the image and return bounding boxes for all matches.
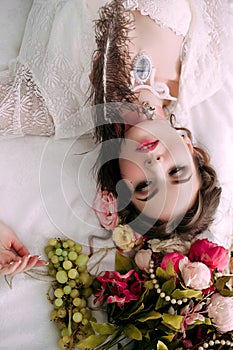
[124,0,191,36]
[0,65,54,136]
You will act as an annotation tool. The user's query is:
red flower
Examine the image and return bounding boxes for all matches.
[188,239,229,272]
[94,269,144,306]
[160,252,186,273]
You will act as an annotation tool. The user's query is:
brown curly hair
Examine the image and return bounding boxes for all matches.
[94,122,221,241]
[90,0,221,240]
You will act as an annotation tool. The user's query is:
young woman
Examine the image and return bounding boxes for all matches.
[90,0,233,246]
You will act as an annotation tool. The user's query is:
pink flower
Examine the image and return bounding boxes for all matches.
[93,190,118,230]
[179,258,212,290]
[160,252,186,273]
[134,249,152,272]
[189,239,229,272]
[94,269,144,307]
[208,293,233,333]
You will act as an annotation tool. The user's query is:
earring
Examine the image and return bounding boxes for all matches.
[176,129,187,137]
[142,101,156,120]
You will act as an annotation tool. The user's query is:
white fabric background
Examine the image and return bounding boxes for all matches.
[0,1,232,349]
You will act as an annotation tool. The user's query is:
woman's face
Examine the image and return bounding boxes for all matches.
[119,120,200,223]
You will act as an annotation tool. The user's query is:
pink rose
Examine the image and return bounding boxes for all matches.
[93,190,118,230]
[179,258,212,290]
[160,252,186,273]
[208,293,233,333]
[189,239,229,272]
[134,249,152,272]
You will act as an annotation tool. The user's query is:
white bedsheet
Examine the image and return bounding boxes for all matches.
[0,135,114,350]
[0,1,232,349]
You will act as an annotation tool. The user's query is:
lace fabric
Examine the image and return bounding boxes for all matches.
[0,65,54,136]
[124,0,191,36]
[0,0,95,138]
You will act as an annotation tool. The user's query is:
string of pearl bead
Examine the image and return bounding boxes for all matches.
[149,259,188,305]
[198,338,233,349]
[149,260,233,350]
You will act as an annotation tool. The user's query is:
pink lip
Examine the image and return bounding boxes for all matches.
[136,139,159,152]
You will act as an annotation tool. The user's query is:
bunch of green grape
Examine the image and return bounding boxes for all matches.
[45,238,96,350]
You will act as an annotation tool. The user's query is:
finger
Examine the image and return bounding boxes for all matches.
[35,258,48,267]
[22,256,41,272]
[0,251,20,265]
[10,255,30,275]
[0,260,23,275]
[11,237,30,257]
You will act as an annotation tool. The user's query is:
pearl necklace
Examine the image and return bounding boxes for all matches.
[149,259,233,349]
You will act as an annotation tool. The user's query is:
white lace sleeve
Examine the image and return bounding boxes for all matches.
[124,0,191,36]
[171,0,229,121]
[0,0,96,138]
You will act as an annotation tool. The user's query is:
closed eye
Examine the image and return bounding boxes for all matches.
[169,166,186,176]
[135,180,152,193]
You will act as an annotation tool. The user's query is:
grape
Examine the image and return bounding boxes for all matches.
[62,335,70,344]
[73,297,81,307]
[63,285,71,295]
[56,248,63,256]
[58,338,66,349]
[70,289,79,298]
[76,254,89,267]
[79,272,93,287]
[46,237,95,350]
[68,268,78,279]
[68,251,78,261]
[81,287,92,298]
[68,280,76,288]
[72,312,83,323]
[54,298,63,307]
[54,288,64,298]
[49,238,58,246]
[62,241,69,249]
[67,239,75,247]
[63,260,72,270]
[57,307,67,318]
[56,270,68,284]
[75,244,82,253]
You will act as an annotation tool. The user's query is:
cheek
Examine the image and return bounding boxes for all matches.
[119,159,146,184]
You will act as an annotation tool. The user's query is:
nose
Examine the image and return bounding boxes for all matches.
[144,145,172,169]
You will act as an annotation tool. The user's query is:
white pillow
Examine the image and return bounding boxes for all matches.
[0,0,33,71]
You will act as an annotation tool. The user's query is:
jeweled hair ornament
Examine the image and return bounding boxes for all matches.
[131,52,177,101]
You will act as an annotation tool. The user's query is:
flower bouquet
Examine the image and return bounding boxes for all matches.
[78,237,233,350]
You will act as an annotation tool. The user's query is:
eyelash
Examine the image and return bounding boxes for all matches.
[135,167,186,192]
[169,166,185,176]
[135,181,152,193]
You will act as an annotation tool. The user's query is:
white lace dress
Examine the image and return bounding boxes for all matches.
[0,1,232,349]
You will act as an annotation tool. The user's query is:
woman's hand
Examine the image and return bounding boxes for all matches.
[0,221,47,276]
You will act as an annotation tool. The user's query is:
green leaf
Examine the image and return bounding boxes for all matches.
[156,267,170,281]
[162,313,183,331]
[90,321,116,335]
[155,279,176,310]
[115,251,133,273]
[171,289,202,300]
[77,334,108,349]
[138,311,162,322]
[157,340,169,350]
[162,279,176,294]
[215,276,233,296]
[123,323,142,340]
[166,260,178,277]
[120,302,145,320]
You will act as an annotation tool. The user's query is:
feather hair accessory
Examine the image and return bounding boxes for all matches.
[90,0,138,142]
